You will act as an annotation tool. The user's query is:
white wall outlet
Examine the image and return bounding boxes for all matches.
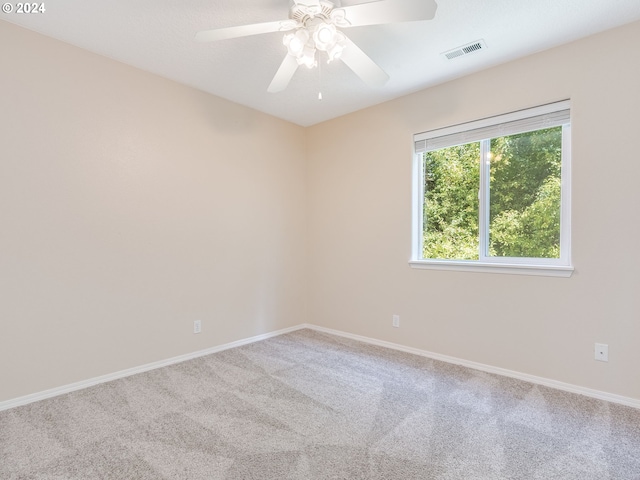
[594,343,608,362]
[194,320,202,334]
[392,315,400,328]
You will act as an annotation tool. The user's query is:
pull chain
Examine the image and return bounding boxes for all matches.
[318,56,323,101]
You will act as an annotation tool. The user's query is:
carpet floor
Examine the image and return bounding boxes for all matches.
[1,329,639,479]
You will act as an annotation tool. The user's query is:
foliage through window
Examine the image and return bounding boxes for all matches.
[412,101,572,275]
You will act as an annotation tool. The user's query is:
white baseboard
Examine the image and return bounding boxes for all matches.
[303,324,640,410]
[0,324,306,412]
[2,322,638,412]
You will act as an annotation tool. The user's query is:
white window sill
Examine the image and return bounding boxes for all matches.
[409,260,574,277]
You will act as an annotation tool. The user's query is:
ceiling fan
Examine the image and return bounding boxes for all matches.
[195,0,438,93]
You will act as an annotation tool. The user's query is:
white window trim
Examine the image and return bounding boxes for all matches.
[408,260,574,277]
[410,101,573,277]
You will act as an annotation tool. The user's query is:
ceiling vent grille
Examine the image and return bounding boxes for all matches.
[442,40,487,60]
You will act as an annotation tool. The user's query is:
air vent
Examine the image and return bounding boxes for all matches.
[442,40,487,60]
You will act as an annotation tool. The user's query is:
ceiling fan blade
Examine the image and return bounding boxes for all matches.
[195,20,293,42]
[340,0,437,28]
[340,36,389,88]
[268,55,300,93]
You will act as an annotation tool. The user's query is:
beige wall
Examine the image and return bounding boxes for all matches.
[0,22,307,402]
[2,19,640,404]
[307,21,640,401]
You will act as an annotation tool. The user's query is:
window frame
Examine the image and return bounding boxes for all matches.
[410,101,573,277]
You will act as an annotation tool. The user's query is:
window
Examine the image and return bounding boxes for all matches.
[411,101,573,277]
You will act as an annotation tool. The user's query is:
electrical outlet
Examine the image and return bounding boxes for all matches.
[594,343,608,362]
[392,315,400,328]
[194,320,202,334]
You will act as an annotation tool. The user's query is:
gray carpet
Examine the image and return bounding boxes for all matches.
[1,329,639,479]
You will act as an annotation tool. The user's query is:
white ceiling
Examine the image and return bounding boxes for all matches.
[4,0,640,126]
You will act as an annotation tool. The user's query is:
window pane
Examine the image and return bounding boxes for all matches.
[423,143,480,260]
[488,127,562,258]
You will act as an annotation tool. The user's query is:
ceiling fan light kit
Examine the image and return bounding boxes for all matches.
[196,0,438,93]
[283,1,351,69]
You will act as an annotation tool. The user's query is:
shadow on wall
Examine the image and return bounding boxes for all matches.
[190,90,259,134]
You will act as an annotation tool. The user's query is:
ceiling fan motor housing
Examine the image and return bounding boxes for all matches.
[290,1,337,23]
